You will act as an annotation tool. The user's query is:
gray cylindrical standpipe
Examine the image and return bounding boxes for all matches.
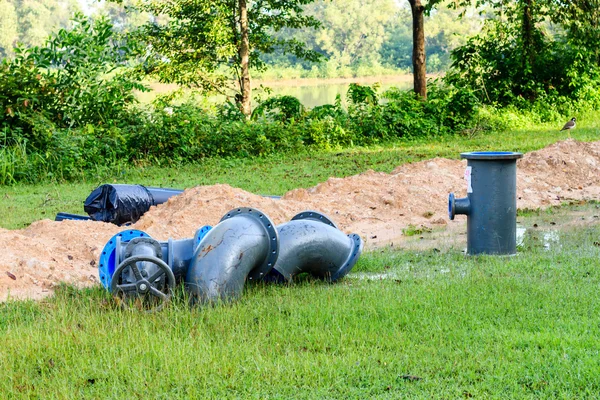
[269,211,363,282]
[185,208,279,304]
[449,151,523,255]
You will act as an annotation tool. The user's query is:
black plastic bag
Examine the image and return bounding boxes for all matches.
[84,184,183,225]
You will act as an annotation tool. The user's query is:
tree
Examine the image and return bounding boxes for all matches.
[0,0,79,58]
[551,0,600,65]
[136,0,321,118]
[408,0,427,98]
[446,0,600,107]
[380,5,482,73]
[305,0,396,69]
[0,0,18,57]
[404,0,455,99]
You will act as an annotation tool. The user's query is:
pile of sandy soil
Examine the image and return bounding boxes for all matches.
[2,139,599,301]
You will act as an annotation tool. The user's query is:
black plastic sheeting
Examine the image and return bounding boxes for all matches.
[83,184,183,225]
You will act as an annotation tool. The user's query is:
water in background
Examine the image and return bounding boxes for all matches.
[140,77,413,109]
[260,80,413,108]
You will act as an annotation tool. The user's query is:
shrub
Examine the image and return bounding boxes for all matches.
[0,14,145,144]
[0,80,482,185]
[446,19,600,112]
[252,95,305,123]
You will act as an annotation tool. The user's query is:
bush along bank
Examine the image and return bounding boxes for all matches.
[0,80,484,185]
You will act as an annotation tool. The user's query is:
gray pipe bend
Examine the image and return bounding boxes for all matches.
[185,208,279,303]
[270,212,363,283]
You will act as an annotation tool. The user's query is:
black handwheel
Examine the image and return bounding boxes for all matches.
[110,255,176,312]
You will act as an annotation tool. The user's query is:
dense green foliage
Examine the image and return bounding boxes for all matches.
[0,14,147,184]
[0,0,484,77]
[0,76,481,185]
[0,13,488,185]
[133,0,322,97]
[446,0,600,116]
[0,0,79,57]
[1,1,599,186]
[1,15,144,133]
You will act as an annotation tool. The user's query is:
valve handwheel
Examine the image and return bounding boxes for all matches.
[110,255,176,311]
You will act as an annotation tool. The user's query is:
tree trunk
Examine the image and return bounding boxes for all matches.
[408,0,426,99]
[238,0,251,118]
[522,0,534,68]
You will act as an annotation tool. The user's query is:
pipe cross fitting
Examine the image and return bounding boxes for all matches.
[449,151,523,255]
[268,211,364,283]
[185,208,280,304]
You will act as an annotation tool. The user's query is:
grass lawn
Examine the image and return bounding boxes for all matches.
[0,123,599,398]
[1,210,599,398]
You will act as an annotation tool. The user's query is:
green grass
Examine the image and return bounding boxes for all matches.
[1,122,600,397]
[0,121,598,230]
[1,219,599,398]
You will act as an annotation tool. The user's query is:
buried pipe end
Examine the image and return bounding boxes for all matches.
[219,207,279,281]
[331,233,364,282]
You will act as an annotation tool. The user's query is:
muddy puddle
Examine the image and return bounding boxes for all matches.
[347,202,600,281]
[376,202,600,254]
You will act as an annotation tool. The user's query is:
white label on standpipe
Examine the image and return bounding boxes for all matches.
[465,166,473,193]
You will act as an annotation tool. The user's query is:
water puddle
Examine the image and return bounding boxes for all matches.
[350,266,463,281]
[516,226,527,247]
[388,202,599,253]
[350,272,401,281]
[516,225,561,251]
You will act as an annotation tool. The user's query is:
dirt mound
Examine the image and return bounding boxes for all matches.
[2,139,600,301]
[517,140,600,208]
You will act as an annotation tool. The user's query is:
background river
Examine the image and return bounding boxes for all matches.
[141,76,414,109]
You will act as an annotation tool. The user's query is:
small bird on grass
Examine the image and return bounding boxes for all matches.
[560,117,576,131]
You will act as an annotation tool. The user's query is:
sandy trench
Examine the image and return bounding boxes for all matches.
[1,139,600,301]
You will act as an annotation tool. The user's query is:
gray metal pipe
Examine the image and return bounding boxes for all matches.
[185,208,279,304]
[449,151,523,255]
[267,211,363,283]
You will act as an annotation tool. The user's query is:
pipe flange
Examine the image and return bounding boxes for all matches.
[193,225,213,251]
[99,229,150,289]
[331,233,364,282]
[123,237,163,259]
[291,210,338,229]
[448,193,456,220]
[220,207,279,281]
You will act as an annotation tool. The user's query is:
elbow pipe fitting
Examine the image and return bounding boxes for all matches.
[267,211,363,283]
[185,208,279,304]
